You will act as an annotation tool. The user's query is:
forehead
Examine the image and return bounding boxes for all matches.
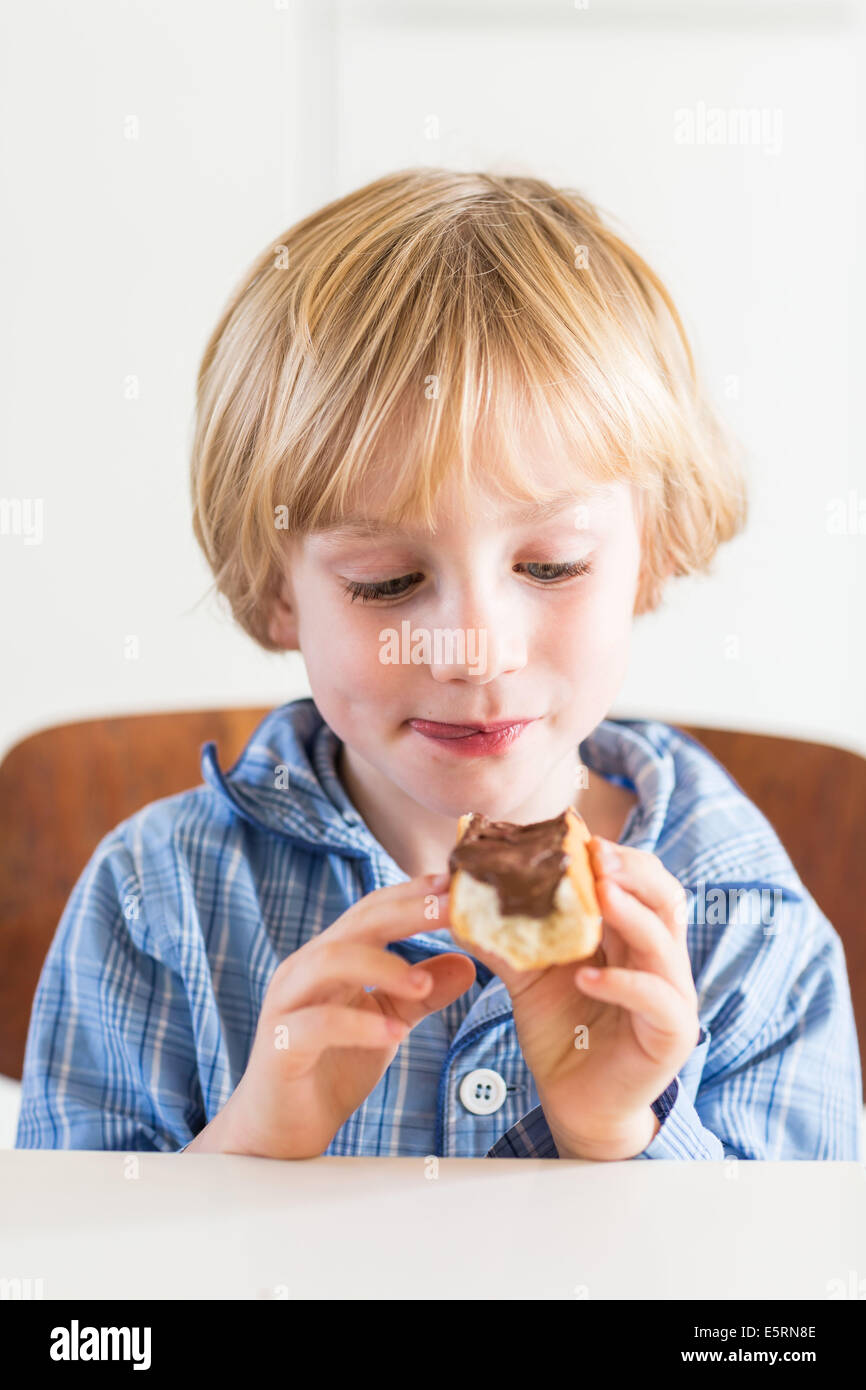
[310,455,637,542]
[313,487,604,541]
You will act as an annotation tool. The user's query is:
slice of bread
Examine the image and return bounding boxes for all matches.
[447,806,603,970]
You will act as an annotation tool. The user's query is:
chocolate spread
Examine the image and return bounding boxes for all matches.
[447,810,572,918]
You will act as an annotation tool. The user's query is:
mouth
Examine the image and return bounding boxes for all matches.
[407,717,538,757]
[409,718,534,736]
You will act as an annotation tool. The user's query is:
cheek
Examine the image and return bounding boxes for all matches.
[543,567,637,671]
[301,603,396,697]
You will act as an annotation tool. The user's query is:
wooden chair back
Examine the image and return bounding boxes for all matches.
[1,710,863,1091]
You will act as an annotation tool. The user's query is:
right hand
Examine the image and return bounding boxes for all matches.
[213,873,475,1158]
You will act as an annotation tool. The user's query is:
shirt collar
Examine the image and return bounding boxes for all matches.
[578,719,672,853]
[200,698,803,898]
[200,698,372,857]
[200,698,650,853]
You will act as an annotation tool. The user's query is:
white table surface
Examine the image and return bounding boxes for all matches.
[2,1151,865,1300]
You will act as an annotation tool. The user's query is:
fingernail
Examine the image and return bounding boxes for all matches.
[429,872,450,891]
[596,843,622,873]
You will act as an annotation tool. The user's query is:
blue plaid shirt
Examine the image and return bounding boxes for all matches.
[15,698,863,1159]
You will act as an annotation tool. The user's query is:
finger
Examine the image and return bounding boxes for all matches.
[575,962,695,1039]
[589,839,688,939]
[275,1003,409,1065]
[274,942,437,1013]
[327,879,452,946]
[594,875,684,982]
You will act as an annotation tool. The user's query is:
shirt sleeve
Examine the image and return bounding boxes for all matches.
[631,1026,725,1158]
[487,891,863,1161]
[485,1103,560,1158]
[658,891,863,1161]
[15,832,204,1152]
[484,1030,715,1160]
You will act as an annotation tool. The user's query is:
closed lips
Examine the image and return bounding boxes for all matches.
[409,719,534,735]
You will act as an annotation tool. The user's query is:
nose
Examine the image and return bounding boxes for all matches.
[426,588,527,684]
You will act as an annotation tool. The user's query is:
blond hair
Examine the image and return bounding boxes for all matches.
[190,167,747,650]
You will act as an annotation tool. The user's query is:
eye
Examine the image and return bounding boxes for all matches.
[516,559,593,583]
[340,559,593,604]
[341,573,424,603]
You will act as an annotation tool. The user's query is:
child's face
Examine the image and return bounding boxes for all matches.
[270,450,643,829]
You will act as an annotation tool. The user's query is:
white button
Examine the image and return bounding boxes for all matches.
[458,1068,508,1115]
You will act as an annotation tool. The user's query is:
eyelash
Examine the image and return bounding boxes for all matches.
[340,559,593,604]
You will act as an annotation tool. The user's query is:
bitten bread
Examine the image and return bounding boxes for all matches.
[447,806,603,971]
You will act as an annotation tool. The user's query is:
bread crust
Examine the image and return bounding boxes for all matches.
[447,807,602,970]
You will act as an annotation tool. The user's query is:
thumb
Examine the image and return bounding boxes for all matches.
[417,951,478,1012]
[383,952,477,1028]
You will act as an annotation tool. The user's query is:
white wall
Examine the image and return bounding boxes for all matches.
[1,0,864,761]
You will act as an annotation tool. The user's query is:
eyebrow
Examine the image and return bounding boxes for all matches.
[312,491,592,541]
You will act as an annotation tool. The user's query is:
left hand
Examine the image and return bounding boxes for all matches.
[442,837,701,1160]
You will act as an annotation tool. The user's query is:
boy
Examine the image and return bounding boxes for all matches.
[16,168,862,1160]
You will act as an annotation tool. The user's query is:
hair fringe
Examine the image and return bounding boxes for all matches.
[190,167,747,650]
